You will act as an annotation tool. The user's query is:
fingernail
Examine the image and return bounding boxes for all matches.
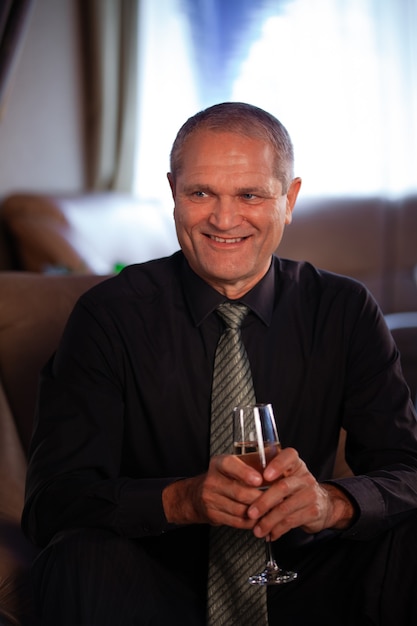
[253,525,263,538]
[247,474,262,487]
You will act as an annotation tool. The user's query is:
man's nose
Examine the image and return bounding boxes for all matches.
[208,197,242,230]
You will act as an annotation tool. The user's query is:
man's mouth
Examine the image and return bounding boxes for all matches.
[208,235,247,244]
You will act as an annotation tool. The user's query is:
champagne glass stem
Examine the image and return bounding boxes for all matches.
[265,537,277,568]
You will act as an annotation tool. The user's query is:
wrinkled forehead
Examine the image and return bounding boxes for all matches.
[176,127,276,171]
[178,130,277,176]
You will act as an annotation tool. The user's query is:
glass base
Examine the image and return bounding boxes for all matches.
[248,563,298,586]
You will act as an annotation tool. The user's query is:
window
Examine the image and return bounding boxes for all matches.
[133,0,417,209]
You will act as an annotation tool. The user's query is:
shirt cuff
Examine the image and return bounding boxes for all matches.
[326,475,386,539]
[116,477,181,537]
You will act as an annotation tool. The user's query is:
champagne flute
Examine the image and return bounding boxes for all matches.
[233,403,298,585]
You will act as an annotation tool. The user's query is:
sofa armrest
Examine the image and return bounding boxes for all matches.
[1,192,178,274]
[333,313,417,480]
[385,312,417,403]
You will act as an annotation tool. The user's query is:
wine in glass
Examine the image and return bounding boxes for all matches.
[233,403,298,585]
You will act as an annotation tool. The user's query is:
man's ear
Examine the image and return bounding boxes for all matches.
[285,177,302,225]
[167,173,176,199]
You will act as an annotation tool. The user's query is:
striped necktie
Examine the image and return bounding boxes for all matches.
[207,302,268,625]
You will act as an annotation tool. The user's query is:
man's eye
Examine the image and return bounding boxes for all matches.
[193,191,208,198]
[242,193,256,200]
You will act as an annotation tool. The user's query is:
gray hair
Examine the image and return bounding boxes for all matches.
[170,102,294,193]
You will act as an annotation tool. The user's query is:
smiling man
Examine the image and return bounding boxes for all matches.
[23,103,417,626]
[168,128,300,298]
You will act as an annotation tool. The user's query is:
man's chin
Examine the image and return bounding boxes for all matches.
[201,263,249,285]
[198,265,260,297]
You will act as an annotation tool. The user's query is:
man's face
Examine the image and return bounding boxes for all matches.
[168,129,300,299]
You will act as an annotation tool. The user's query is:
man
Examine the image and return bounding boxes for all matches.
[23,102,417,625]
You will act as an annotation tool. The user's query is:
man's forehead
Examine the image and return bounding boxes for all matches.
[185,127,267,145]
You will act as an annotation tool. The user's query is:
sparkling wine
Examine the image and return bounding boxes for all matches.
[234,442,281,486]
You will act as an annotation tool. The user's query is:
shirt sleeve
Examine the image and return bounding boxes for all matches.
[327,285,417,540]
[22,289,180,548]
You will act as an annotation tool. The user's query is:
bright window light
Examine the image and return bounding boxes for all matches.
[133,0,417,208]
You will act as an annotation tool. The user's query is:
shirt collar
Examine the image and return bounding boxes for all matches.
[181,254,275,327]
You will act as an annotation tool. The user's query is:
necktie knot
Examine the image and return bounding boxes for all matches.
[216,302,249,330]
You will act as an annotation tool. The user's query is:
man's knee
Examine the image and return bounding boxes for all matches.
[32,529,160,625]
[32,528,206,625]
[35,528,136,581]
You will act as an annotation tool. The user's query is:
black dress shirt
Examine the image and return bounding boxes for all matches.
[22,252,417,578]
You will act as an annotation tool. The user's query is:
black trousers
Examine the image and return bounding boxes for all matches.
[268,512,417,626]
[31,513,417,626]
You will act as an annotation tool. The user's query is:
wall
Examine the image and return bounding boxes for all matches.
[0,0,85,197]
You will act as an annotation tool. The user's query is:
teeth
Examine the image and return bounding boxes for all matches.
[211,236,242,243]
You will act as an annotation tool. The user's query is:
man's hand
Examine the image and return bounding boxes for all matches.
[162,454,265,529]
[162,447,356,539]
[246,447,356,540]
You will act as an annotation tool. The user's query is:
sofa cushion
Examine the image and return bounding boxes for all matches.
[0,273,108,456]
[391,196,417,312]
[385,312,417,403]
[0,382,38,625]
[278,196,389,308]
[0,382,27,520]
[1,193,178,274]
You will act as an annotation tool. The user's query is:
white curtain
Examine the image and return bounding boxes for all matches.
[133,0,417,206]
